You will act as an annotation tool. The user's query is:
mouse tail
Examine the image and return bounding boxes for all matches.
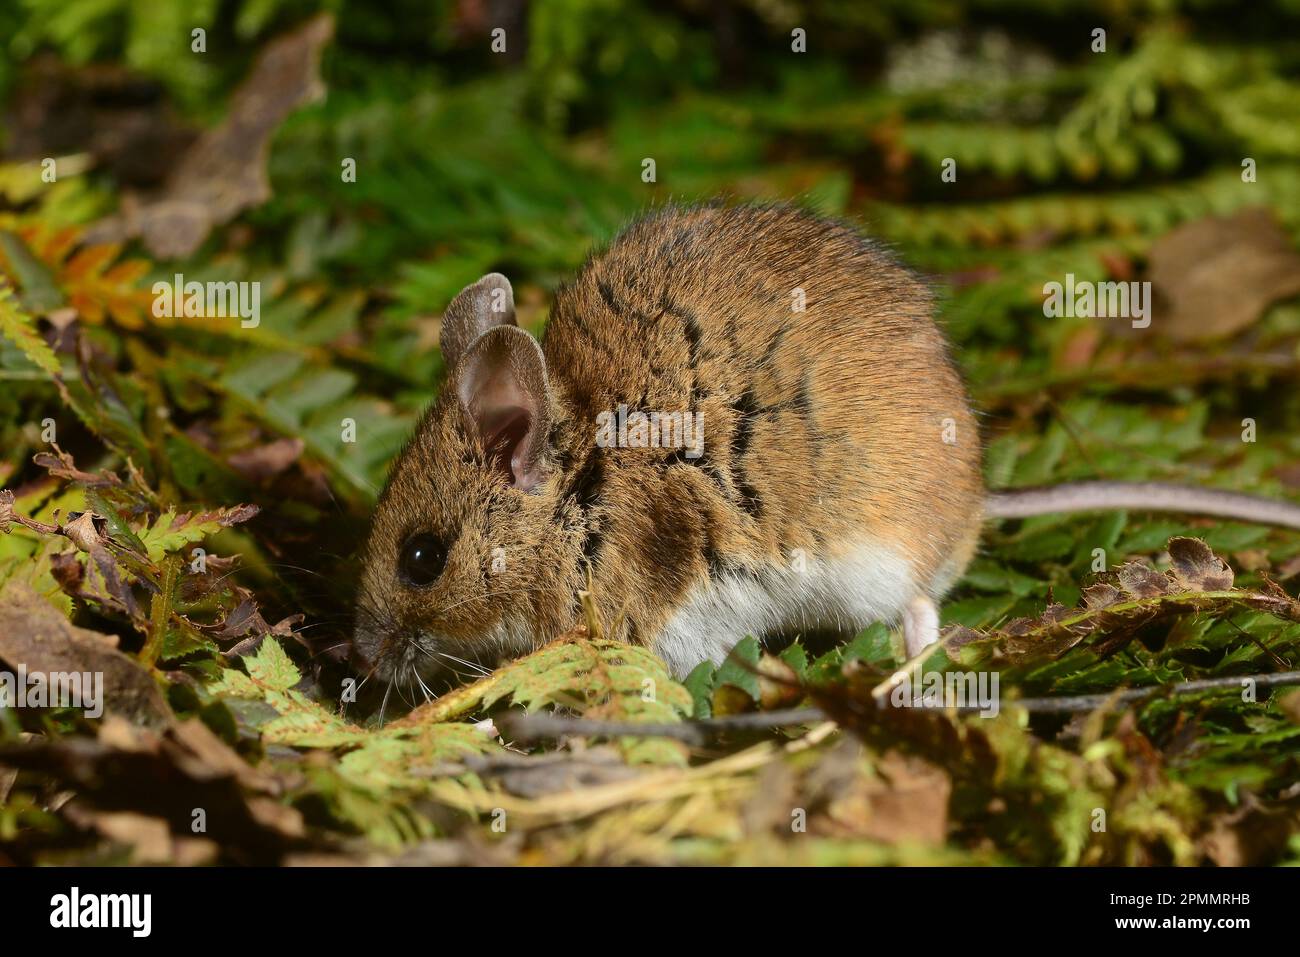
[985,481,1300,530]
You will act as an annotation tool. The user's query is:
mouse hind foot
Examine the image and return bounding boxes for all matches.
[902,594,941,659]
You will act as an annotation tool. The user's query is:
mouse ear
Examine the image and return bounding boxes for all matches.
[440,273,517,369]
[455,325,551,492]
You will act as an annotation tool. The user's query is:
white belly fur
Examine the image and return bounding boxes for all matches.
[651,541,919,677]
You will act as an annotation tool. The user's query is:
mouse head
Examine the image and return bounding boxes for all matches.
[353,274,581,693]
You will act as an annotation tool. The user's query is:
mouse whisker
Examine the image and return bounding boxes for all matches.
[353,654,386,693]
[259,561,338,581]
[413,670,436,704]
[392,660,418,709]
[308,639,352,658]
[408,642,475,684]
[437,650,491,677]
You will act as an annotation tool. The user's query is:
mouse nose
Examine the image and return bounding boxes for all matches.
[350,620,384,674]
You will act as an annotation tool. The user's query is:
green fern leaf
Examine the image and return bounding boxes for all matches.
[137,504,258,561]
[240,636,301,692]
[0,276,59,376]
[484,632,694,764]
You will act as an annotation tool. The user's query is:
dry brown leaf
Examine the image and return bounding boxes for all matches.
[0,712,305,862]
[940,624,984,651]
[858,750,951,845]
[1117,562,1171,599]
[1232,548,1271,572]
[1082,582,1124,609]
[1200,798,1299,866]
[1147,207,1300,342]
[65,808,175,863]
[33,447,123,488]
[0,582,171,728]
[85,15,335,258]
[807,741,950,845]
[165,718,283,794]
[227,437,305,483]
[1168,536,1234,592]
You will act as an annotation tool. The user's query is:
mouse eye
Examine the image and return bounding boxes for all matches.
[398,533,448,587]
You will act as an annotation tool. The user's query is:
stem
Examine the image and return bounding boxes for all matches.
[502,671,1300,742]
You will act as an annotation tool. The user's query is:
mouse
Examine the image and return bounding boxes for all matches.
[351,202,1300,695]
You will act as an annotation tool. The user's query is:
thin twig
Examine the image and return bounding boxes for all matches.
[502,671,1300,741]
[502,708,825,745]
[1009,670,1300,714]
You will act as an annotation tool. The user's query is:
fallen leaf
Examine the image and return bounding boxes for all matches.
[62,808,175,863]
[227,437,305,483]
[85,15,335,258]
[208,594,303,647]
[0,714,305,863]
[1200,798,1298,866]
[53,512,141,619]
[805,740,950,845]
[1147,207,1300,342]
[0,582,171,728]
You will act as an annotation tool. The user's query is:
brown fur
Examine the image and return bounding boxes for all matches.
[354,203,984,686]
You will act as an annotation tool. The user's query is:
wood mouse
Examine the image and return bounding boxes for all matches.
[351,202,1300,693]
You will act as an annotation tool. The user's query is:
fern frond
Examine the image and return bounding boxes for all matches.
[0,276,59,377]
